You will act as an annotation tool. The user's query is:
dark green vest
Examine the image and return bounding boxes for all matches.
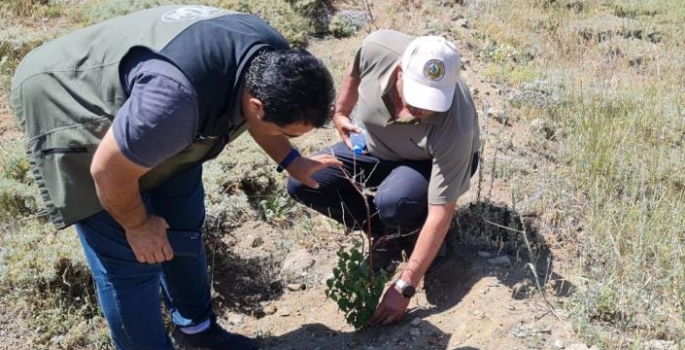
[10,5,289,228]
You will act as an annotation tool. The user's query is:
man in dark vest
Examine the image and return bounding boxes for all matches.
[11,5,339,350]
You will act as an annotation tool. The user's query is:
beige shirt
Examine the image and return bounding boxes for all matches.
[352,30,480,204]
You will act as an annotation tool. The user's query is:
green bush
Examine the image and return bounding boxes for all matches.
[73,0,190,25]
[257,190,296,226]
[75,0,329,47]
[0,222,103,348]
[220,0,313,46]
[0,142,40,221]
[0,0,51,17]
[287,0,332,35]
[0,26,60,76]
[329,13,358,38]
[0,178,40,221]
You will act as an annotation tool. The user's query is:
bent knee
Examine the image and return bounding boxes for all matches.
[374,196,427,229]
[286,177,305,201]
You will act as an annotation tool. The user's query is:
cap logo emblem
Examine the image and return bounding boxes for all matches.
[423,59,445,81]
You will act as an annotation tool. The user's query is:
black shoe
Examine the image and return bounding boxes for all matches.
[172,318,259,350]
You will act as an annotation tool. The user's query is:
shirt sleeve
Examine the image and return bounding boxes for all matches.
[350,47,363,79]
[428,130,475,204]
[113,55,199,168]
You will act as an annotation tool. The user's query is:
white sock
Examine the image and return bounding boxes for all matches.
[179,319,211,335]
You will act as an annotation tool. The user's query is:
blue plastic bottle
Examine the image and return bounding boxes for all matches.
[350,120,366,155]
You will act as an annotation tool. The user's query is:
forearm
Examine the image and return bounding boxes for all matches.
[401,202,457,286]
[248,128,293,164]
[90,129,151,230]
[93,176,148,230]
[333,67,360,119]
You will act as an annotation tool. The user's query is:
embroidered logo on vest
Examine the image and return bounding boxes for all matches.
[161,6,227,22]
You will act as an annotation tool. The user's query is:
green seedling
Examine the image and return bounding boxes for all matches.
[325,242,389,329]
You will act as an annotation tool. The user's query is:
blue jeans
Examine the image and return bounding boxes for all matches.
[75,166,212,350]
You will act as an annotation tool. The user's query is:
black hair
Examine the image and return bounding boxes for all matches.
[245,49,335,128]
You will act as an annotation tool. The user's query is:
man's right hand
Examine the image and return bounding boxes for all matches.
[287,154,342,189]
[332,114,363,150]
[125,215,173,264]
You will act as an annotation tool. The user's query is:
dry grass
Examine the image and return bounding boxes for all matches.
[465,0,685,346]
[1,0,684,348]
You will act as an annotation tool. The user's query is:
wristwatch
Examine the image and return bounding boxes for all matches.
[394,278,416,299]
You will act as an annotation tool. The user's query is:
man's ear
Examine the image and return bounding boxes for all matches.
[248,98,264,120]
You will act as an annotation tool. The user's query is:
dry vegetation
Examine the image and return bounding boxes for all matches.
[0,0,683,349]
[464,0,685,346]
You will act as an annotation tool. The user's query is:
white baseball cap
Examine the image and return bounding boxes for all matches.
[401,36,461,112]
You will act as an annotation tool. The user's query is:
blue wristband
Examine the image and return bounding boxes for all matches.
[276,148,300,173]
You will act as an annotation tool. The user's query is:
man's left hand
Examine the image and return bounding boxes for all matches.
[369,285,410,326]
[287,154,342,189]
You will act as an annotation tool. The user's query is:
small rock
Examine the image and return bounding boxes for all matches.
[508,305,516,310]
[263,305,277,315]
[410,328,421,337]
[487,108,509,125]
[410,317,422,327]
[553,339,565,349]
[471,87,479,95]
[565,0,584,13]
[512,324,532,338]
[280,249,315,284]
[455,18,471,29]
[530,118,555,140]
[566,344,592,350]
[279,308,291,316]
[251,237,264,247]
[477,251,493,258]
[473,310,485,319]
[228,314,245,326]
[286,283,306,291]
[487,255,512,267]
